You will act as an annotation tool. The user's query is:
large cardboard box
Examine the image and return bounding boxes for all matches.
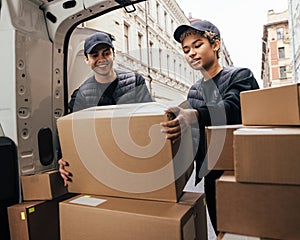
[234,127,300,185]
[59,192,207,240]
[8,193,76,240]
[216,176,300,240]
[57,103,194,202]
[206,125,242,170]
[241,83,300,125]
[21,170,67,200]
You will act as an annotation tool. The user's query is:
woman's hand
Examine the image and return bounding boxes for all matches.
[58,158,72,187]
[160,107,198,142]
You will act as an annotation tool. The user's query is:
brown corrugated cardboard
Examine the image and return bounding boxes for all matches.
[216,176,300,240]
[206,125,242,170]
[59,192,207,240]
[57,103,194,202]
[217,232,271,240]
[8,201,45,240]
[8,193,76,240]
[222,171,234,176]
[240,83,300,125]
[234,127,300,185]
[21,170,67,200]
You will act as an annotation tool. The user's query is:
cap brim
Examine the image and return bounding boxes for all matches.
[174,24,208,43]
[174,25,191,43]
[85,41,114,54]
[175,25,202,43]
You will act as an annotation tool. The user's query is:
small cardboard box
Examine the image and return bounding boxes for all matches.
[216,176,300,240]
[234,127,300,185]
[57,102,194,202]
[59,192,207,240]
[206,125,242,170]
[8,193,76,240]
[240,83,300,125]
[21,170,67,201]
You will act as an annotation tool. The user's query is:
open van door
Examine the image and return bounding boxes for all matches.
[0,0,146,238]
[0,0,146,177]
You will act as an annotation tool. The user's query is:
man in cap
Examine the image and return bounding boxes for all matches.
[69,31,153,112]
[59,31,153,184]
[161,20,259,233]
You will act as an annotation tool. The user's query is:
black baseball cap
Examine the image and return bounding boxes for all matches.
[173,20,220,43]
[84,32,114,54]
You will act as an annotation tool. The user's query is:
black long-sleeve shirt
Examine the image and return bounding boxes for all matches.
[187,67,259,183]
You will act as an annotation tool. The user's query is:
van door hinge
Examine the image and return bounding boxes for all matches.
[115,0,136,13]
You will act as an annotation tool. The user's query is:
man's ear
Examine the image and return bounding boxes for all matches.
[84,56,89,64]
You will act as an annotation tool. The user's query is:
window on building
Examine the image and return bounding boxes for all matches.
[190,71,193,83]
[276,27,284,40]
[164,11,167,31]
[138,33,143,61]
[278,47,285,59]
[179,63,182,79]
[159,48,162,71]
[173,59,176,80]
[279,66,287,78]
[149,41,153,67]
[146,1,150,15]
[167,54,170,76]
[124,22,129,53]
[156,2,160,25]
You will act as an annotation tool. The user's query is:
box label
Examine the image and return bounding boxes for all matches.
[70,196,107,206]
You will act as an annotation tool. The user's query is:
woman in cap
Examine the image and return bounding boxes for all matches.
[161,19,259,233]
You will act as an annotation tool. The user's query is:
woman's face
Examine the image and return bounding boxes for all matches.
[181,33,219,72]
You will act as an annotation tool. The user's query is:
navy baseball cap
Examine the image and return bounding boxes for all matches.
[84,32,114,54]
[174,20,220,43]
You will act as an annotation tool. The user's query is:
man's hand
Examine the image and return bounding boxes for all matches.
[58,158,72,187]
[160,107,198,142]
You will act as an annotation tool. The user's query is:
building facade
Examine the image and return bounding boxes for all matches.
[68,0,233,101]
[288,0,300,82]
[261,9,292,88]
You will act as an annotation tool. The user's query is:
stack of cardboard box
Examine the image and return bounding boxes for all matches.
[216,84,300,240]
[8,170,76,240]
[56,102,208,240]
